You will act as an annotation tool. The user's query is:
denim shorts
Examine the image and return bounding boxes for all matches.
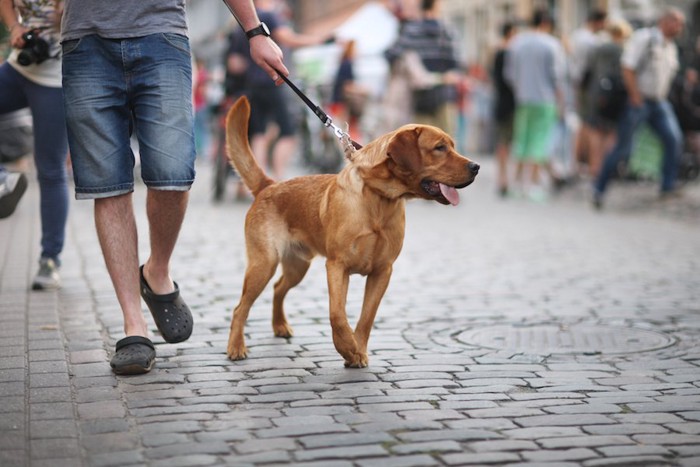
[62,34,195,199]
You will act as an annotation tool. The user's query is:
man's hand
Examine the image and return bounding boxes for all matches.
[249,36,288,86]
[10,25,27,49]
[622,67,643,108]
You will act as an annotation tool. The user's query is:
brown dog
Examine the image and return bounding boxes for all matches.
[225,96,479,367]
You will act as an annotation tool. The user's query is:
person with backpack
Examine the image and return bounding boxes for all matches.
[592,8,685,209]
[580,18,632,177]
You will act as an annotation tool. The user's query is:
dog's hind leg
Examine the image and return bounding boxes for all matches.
[227,254,278,361]
[353,266,393,367]
[272,254,311,338]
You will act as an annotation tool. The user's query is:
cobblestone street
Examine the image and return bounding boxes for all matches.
[1,156,699,467]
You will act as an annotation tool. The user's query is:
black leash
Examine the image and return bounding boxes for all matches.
[222,1,362,150]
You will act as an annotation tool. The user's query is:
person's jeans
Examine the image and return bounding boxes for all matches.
[0,63,68,262]
[595,99,682,195]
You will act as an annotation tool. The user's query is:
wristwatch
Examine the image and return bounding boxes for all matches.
[246,22,271,40]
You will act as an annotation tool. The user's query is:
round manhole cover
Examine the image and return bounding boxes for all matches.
[456,324,675,355]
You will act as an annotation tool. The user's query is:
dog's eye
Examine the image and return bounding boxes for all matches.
[434,144,447,152]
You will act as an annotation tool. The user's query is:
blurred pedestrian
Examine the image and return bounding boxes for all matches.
[569,9,607,171]
[491,21,517,197]
[505,9,566,202]
[384,0,460,135]
[225,0,334,180]
[60,0,288,374]
[580,19,632,178]
[669,65,700,180]
[329,40,368,143]
[592,8,685,209]
[0,0,69,289]
[193,57,212,159]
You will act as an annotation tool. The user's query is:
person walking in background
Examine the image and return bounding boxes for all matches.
[329,39,368,143]
[225,0,334,181]
[505,9,566,202]
[384,0,460,135]
[60,0,288,374]
[592,8,685,209]
[491,21,517,198]
[193,57,212,159]
[580,19,632,178]
[0,0,69,290]
[568,9,607,172]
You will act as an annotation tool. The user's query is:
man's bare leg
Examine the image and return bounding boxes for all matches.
[141,189,189,295]
[94,193,147,337]
[272,136,296,180]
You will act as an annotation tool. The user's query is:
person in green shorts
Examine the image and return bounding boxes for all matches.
[505,9,565,201]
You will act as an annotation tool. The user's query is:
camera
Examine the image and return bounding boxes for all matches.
[17,29,50,66]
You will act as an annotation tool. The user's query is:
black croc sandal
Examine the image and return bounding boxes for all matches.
[110,336,156,375]
[140,265,193,343]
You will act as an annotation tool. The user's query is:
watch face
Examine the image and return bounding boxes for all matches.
[261,22,270,36]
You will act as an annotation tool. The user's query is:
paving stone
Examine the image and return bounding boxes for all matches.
[522,447,599,462]
[150,454,221,467]
[396,429,502,443]
[30,402,74,420]
[88,450,145,467]
[583,424,670,435]
[389,440,463,455]
[81,432,141,454]
[583,455,676,466]
[633,434,700,445]
[515,414,616,427]
[299,432,396,449]
[440,451,521,465]
[597,444,673,457]
[144,441,231,459]
[0,450,27,467]
[30,437,81,459]
[30,419,78,439]
[294,445,388,461]
[468,439,539,452]
[256,422,352,438]
[539,435,635,449]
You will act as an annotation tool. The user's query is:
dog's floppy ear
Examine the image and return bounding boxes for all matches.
[386,127,422,173]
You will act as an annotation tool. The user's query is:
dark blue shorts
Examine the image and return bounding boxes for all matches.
[248,85,295,137]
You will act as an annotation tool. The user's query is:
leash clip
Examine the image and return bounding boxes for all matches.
[327,121,346,141]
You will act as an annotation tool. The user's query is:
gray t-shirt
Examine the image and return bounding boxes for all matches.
[61,0,188,41]
[504,30,565,105]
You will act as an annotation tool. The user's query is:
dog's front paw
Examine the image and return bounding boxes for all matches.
[273,322,293,338]
[227,344,248,361]
[344,352,369,368]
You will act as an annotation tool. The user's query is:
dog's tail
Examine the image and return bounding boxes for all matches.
[225,96,274,196]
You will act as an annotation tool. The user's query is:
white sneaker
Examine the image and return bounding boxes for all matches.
[32,258,60,290]
[0,172,27,219]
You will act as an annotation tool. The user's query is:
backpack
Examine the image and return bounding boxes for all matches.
[594,73,627,119]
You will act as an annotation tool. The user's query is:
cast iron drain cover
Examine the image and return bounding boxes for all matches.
[456,324,675,355]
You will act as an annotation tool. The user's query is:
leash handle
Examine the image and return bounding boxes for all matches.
[275,71,330,125]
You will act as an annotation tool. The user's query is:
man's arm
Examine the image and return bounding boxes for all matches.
[0,0,25,48]
[622,66,642,107]
[224,0,288,84]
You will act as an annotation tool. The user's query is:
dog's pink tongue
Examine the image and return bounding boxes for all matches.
[439,183,460,206]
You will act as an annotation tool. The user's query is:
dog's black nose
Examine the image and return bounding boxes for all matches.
[468,162,480,174]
